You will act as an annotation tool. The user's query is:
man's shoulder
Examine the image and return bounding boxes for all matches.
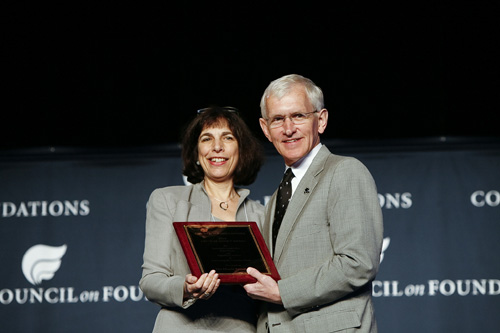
[314,149,369,176]
[318,147,359,167]
[326,153,359,164]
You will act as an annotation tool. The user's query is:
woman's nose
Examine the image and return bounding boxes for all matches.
[213,140,223,152]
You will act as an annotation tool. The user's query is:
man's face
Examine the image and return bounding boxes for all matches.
[259,85,328,166]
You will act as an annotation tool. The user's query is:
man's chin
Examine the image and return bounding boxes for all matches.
[283,154,302,166]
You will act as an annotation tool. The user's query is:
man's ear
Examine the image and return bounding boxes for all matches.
[259,118,272,142]
[317,109,328,134]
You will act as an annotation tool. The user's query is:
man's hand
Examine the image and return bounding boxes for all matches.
[243,267,282,304]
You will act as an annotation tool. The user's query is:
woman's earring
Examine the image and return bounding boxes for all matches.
[196,161,200,165]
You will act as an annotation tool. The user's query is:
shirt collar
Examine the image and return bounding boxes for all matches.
[285,143,322,194]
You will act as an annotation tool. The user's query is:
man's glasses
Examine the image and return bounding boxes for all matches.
[266,110,318,129]
[197,106,239,114]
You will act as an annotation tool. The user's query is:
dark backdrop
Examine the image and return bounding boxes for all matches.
[3,3,499,150]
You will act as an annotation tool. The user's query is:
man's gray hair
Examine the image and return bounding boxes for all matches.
[260,74,324,118]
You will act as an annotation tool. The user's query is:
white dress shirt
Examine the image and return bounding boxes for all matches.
[284,143,322,196]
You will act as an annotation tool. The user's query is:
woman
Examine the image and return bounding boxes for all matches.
[140,106,265,332]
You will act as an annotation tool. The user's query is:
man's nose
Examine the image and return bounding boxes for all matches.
[282,117,296,135]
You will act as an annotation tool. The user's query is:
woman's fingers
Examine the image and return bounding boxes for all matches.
[200,271,220,299]
[185,270,220,300]
[185,274,198,285]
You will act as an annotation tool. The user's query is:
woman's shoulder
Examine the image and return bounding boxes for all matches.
[241,196,265,229]
[235,187,263,207]
[243,196,265,214]
[245,197,264,208]
[150,184,195,200]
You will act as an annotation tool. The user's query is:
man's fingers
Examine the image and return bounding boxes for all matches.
[244,267,265,294]
[246,267,264,280]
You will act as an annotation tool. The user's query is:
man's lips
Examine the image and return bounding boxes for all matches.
[282,138,300,143]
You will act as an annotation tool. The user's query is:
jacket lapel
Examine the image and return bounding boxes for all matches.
[273,146,330,263]
[264,189,278,250]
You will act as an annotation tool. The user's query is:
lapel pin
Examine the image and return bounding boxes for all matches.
[304,188,310,194]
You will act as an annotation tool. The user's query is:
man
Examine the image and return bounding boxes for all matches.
[244,74,383,332]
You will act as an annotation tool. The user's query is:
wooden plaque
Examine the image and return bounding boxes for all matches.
[173,221,280,284]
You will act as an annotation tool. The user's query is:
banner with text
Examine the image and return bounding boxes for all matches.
[1,141,499,332]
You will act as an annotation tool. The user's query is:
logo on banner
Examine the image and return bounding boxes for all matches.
[1,243,146,305]
[380,237,390,263]
[22,244,67,286]
[182,175,191,186]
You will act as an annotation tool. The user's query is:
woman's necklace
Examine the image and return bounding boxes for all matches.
[210,193,236,211]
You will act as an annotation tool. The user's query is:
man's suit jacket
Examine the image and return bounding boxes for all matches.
[259,145,384,333]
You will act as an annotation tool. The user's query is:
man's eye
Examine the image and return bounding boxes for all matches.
[272,116,284,123]
[292,113,306,119]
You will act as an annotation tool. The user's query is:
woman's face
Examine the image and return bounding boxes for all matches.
[197,120,239,183]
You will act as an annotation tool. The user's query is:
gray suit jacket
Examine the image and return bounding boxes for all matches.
[140,182,265,332]
[259,146,383,333]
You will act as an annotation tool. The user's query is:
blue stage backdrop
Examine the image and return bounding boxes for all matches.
[1,139,499,332]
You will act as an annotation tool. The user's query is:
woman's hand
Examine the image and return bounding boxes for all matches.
[183,270,220,301]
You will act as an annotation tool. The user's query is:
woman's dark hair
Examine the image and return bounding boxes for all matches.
[182,106,264,185]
